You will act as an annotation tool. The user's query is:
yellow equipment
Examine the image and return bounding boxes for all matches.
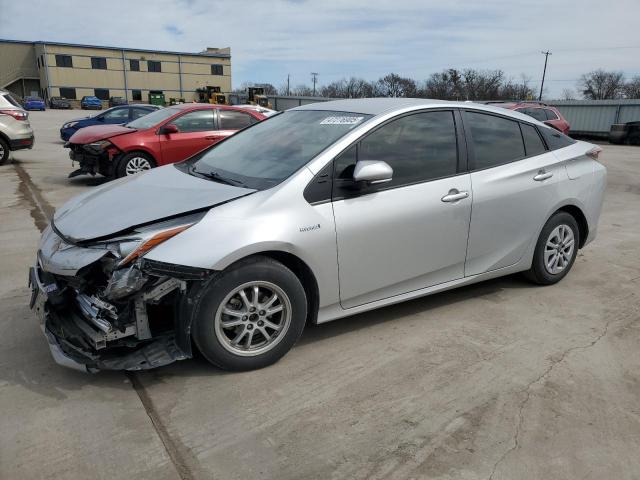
[196,86,228,105]
[247,87,272,109]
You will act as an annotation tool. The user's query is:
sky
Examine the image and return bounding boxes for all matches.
[1,0,638,99]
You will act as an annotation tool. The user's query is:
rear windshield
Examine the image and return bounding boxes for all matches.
[539,125,575,150]
[1,93,23,108]
[126,106,181,129]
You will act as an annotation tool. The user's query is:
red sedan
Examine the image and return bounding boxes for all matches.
[490,101,571,135]
[66,104,267,178]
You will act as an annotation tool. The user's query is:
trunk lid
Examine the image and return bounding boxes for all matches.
[53,165,255,242]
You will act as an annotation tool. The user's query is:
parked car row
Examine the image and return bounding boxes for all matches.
[29,98,607,373]
[60,104,161,141]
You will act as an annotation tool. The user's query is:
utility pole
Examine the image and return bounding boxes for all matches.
[311,72,318,96]
[287,74,290,96]
[538,50,552,101]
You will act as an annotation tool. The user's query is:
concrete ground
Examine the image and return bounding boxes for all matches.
[1,109,639,480]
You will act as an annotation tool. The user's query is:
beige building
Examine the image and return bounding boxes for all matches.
[0,39,231,104]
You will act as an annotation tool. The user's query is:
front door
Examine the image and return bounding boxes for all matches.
[159,109,217,163]
[332,110,472,309]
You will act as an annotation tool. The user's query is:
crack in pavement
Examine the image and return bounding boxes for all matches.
[13,161,194,480]
[488,297,638,480]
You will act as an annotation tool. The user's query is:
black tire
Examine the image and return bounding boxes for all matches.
[0,137,10,165]
[192,256,307,371]
[115,152,156,178]
[525,211,580,285]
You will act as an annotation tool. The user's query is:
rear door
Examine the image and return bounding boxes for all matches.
[463,110,561,276]
[332,109,472,308]
[158,109,217,163]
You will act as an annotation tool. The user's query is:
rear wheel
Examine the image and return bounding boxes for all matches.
[116,152,155,178]
[525,212,579,285]
[192,256,307,371]
[0,138,9,165]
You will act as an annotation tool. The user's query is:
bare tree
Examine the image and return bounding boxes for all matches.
[290,84,314,96]
[374,73,417,97]
[579,69,625,99]
[561,88,576,100]
[499,74,535,100]
[622,76,640,99]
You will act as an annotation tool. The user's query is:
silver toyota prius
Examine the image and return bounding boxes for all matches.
[29,98,606,372]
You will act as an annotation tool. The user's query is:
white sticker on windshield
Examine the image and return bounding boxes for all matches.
[320,116,364,125]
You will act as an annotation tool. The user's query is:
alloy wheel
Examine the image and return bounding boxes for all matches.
[544,224,575,275]
[214,281,292,357]
[124,157,152,175]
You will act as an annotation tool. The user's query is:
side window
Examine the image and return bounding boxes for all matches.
[520,123,546,157]
[466,111,525,170]
[131,108,151,120]
[517,107,547,122]
[356,111,458,188]
[170,110,214,133]
[102,108,129,121]
[544,108,559,120]
[219,110,253,130]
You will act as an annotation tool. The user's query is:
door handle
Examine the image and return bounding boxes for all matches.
[533,170,553,181]
[205,135,218,140]
[441,189,469,203]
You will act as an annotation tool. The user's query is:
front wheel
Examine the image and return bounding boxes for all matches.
[115,152,155,178]
[192,256,307,371]
[525,212,580,285]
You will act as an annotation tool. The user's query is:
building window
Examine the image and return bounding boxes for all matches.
[148,60,161,73]
[55,54,73,68]
[211,64,224,75]
[130,59,140,71]
[132,89,142,101]
[94,89,109,100]
[91,57,107,70]
[59,87,76,99]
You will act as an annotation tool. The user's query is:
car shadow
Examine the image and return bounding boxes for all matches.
[136,273,534,383]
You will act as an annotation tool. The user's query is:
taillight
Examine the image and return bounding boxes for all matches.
[0,109,28,121]
[586,146,603,161]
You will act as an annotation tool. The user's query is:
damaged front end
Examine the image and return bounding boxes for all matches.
[29,215,212,372]
[66,140,122,178]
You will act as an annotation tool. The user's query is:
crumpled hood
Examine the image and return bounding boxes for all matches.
[53,165,256,243]
[69,124,135,144]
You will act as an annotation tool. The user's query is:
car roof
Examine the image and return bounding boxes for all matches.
[167,103,262,113]
[291,97,550,125]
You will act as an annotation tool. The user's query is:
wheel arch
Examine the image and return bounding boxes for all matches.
[554,204,589,249]
[225,251,320,326]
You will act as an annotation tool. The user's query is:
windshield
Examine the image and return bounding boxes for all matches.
[126,106,179,129]
[186,110,371,190]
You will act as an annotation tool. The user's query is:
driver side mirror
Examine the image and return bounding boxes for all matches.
[160,124,179,134]
[353,160,393,185]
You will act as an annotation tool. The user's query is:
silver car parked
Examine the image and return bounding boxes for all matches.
[29,98,606,372]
